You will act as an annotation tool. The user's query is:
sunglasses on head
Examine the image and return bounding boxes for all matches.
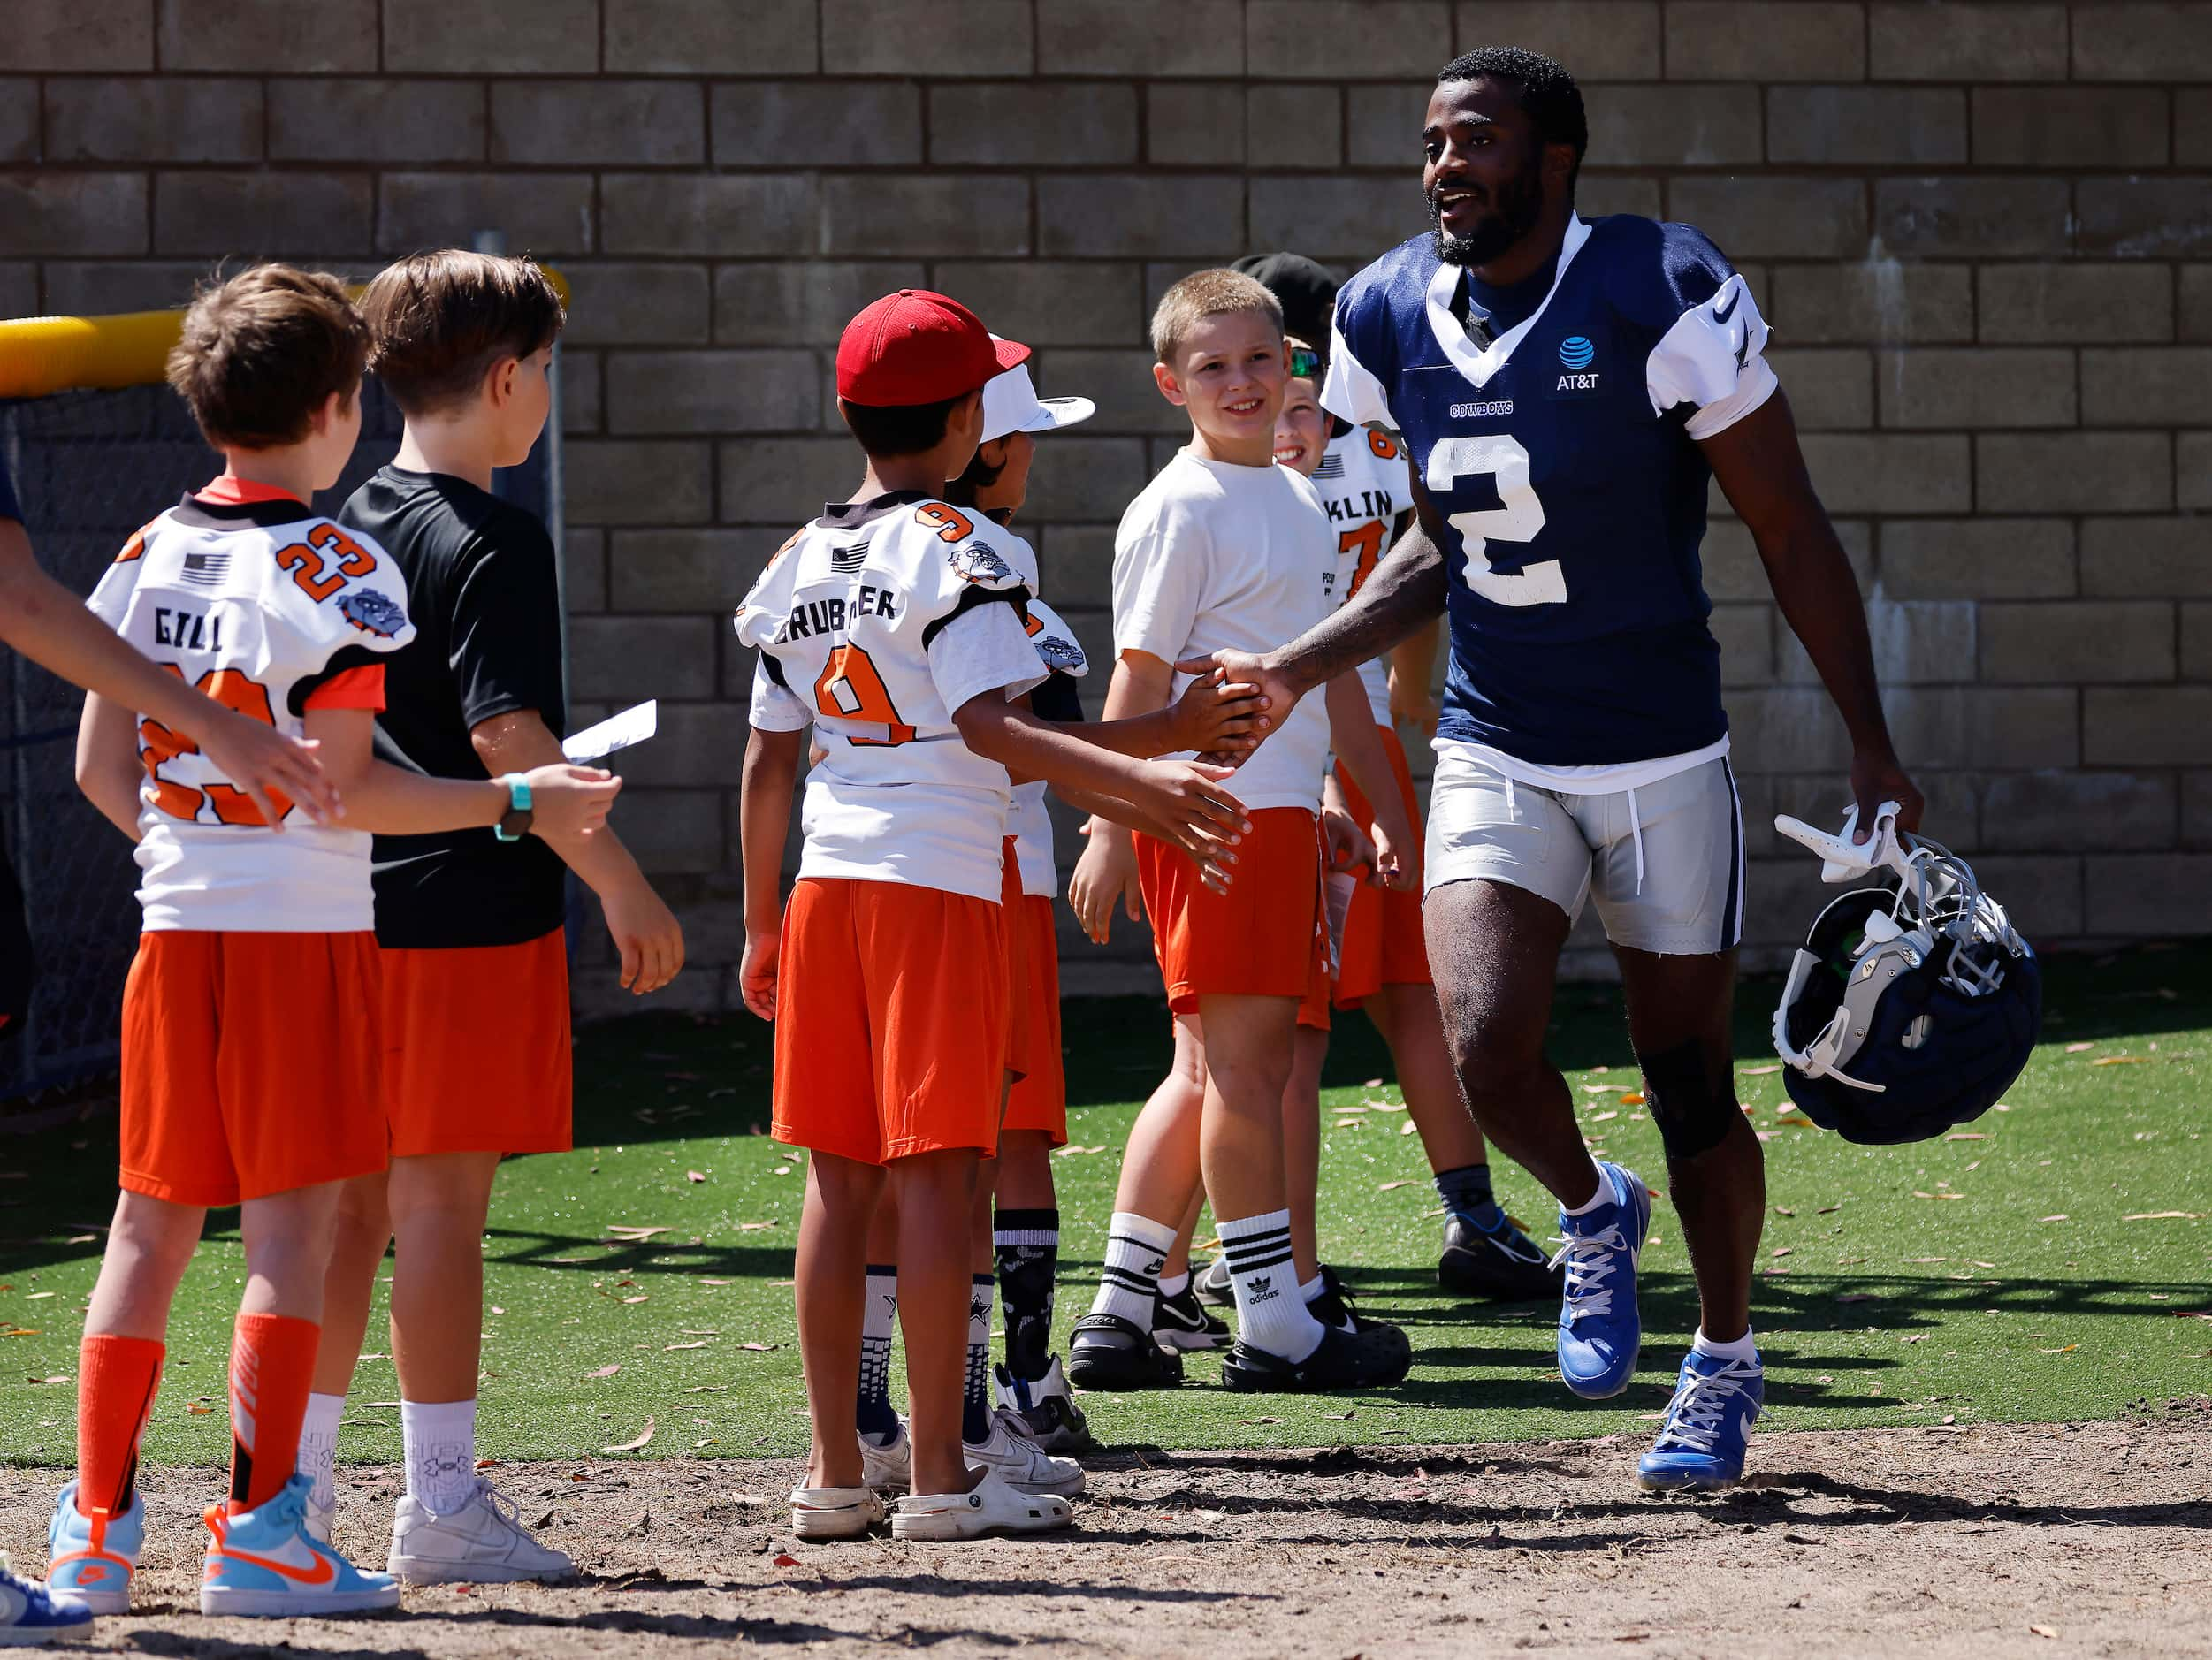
[1286,343,1324,379]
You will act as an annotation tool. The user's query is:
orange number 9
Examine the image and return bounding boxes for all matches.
[813,643,915,746]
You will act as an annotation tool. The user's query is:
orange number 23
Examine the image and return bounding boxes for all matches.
[139,666,286,824]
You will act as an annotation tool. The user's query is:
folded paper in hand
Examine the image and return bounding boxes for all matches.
[563,700,658,764]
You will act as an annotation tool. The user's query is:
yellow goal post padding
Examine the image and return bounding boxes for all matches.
[0,267,572,401]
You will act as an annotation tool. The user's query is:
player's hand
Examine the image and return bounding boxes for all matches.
[1165,666,1271,756]
[1128,758,1250,849]
[522,763,622,840]
[1369,803,1419,891]
[1321,801,1375,876]
[739,926,780,1020]
[1070,819,1141,945]
[1176,650,1305,763]
[603,872,685,995]
[1387,665,1438,739]
[200,710,339,830]
[1849,746,1924,841]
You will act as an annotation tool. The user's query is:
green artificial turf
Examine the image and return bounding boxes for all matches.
[4,944,2208,1471]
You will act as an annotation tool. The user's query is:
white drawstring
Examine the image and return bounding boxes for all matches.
[1627,785,1645,895]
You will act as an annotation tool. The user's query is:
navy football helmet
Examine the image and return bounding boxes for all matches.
[1772,805,2040,1145]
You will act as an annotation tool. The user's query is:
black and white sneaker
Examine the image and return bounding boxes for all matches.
[992,1358,1097,1455]
[1152,1283,1229,1352]
[1438,1210,1564,1301]
[1306,1265,1378,1335]
[1066,1312,1185,1390]
[1194,1254,1234,1307]
[1221,1320,1414,1393]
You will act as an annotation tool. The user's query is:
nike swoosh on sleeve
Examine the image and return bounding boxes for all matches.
[1712,286,1742,327]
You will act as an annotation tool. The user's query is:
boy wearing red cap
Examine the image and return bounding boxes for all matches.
[736,291,1257,1541]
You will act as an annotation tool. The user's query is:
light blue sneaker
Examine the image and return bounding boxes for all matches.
[1552,1161,1650,1399]
[45,1481,141,1615]
[0,1553,95,1647]
[1637,1347,1765,1491]
[200,1474,400,1618]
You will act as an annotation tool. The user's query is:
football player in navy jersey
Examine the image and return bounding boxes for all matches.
[1183,47,1923,1493]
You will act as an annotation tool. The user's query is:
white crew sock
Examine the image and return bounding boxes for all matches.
[1089,1212,1176,1329]
[1560,1160,1614,1217]
[1692,1327,1759,1364]
[1217,1209,1324,1363]
[1156,1268,1191,1299]
[296,1390,347,1514]
[400,1397,478,1517]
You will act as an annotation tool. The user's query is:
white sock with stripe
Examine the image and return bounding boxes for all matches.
[1217,1209,1324,1362]
[1088,1211,1175,1329]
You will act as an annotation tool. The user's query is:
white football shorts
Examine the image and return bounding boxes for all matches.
[1425,746,1745,956]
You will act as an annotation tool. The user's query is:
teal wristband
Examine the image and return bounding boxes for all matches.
[493,773,533,841]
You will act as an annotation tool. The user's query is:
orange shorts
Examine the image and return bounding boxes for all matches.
[1000,839,1034,1085]
[119,930,386,1207]
[1138,806,1321,1013]
[381,928,573,1157]
[772,877,1007,1164]
[1002,895,1067,1144]
[1335,725,1433,1008]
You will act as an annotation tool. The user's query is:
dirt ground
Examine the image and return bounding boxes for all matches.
[5,1413,2210,1659]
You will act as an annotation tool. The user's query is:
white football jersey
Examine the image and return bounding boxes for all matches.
[1310,425,1413,727]
[1008,595,1088,898]
[736,491,1047,902]
[85,492,417,933]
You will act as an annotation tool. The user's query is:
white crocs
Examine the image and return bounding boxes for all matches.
[789,1485,885,1541]
[890,1470,1073,1542]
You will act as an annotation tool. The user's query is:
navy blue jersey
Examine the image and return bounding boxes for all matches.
[1323,214,1776,768]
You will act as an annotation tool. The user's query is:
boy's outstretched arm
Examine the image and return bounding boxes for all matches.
[1324,672,1418,891]
[301,707,619,839]
[472,710,685,996]
[1064,651,1171,944]
[11,521,337,828]
[738,726,805,1021]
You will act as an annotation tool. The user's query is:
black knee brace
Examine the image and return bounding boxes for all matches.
[1636,1039,1736,1161]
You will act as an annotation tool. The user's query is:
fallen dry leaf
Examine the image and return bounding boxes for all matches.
[1400,1121,1418,1135]
[1837,1293,1880,1304]
[1377,1180,1412,1191]
[1591,1109,1619,1123]
[1945,1132,1987,1141]
[1580,1084,1613,1094]
[584,1364,622,1379]
[605,1225,672,1240]
[1912,1191,1967,1200]
[621,1295,650,1305]
[1770,1246,1793,1258]
[2124,1211,2205,1221]
[772,1552,801,1568]
[603,1417,655,1454]
[1740,1063,1781,1076]
[2063,1041,2094,1054]
[2091,1055,2150,1067]
[2039,1215,2070,1222]
[28,1374,67,1385]
[686,1170,706,1183]
[2030,1626,2057,1640]
[1901,1333,1927,1344]
[741,1342,780,1352]
[2038,1345,2078,1354]
[665,1341,709,1352]
[187,1399,213,1413]
[1619,1092,1644,1106]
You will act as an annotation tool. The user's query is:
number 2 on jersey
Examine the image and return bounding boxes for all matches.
[813,643,915,745]
[1425,434,1565,607]
[139,666,286,825]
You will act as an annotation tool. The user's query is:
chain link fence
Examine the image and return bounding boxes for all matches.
[0,374,561,1099]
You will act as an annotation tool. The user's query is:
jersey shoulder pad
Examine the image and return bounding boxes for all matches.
[1593,215,1736,330]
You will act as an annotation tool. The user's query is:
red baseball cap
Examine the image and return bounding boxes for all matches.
[836,289,1030,407]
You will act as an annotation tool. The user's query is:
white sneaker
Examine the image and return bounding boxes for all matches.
[303,1489,334,1547]
[891,1470,1073,1542]
[963,1417,1085,1496]
[860,1420,911,1492]
[991,1358,1096,1455]
[789,1485,884,1541]
[385,1481,575,1585]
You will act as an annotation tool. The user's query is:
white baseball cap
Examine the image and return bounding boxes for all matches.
[981,347,1095,444]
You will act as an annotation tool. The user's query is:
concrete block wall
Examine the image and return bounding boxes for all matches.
[4,0,2208,1007]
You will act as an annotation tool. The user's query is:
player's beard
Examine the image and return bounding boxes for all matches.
[1429,147,1545,268]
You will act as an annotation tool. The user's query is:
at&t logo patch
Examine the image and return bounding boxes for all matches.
[1553,334,1601,394]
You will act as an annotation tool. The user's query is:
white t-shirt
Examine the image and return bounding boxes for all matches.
[85,492,417,933]
[1309,425,1413,727]
[735,491,1046,903]
[1112,449,1333,813]
[1007,596,1087,898]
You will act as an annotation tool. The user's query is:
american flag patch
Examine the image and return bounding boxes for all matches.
[828,542,868,574]
[1312,453,1346,479]
[179,550,228,587]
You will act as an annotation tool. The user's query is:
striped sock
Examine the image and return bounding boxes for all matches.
[857,1266,899,1442]
[1218,1209,1324,1362]
[1088,1211,1175,1329]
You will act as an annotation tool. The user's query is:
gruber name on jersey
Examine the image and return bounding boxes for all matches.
[86,493,418,933]
[735,491,1048,904]
[1322,214,1778,770]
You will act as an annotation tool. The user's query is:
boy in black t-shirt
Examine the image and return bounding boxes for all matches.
[302,251,684,1583]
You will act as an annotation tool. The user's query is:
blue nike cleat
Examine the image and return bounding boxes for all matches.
[1637,1348,1764,1492]
[45,1481,141,1615]
[1552,1161,1650,1399]
[1,1552,96,1647]
[200,1474,400,1618]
